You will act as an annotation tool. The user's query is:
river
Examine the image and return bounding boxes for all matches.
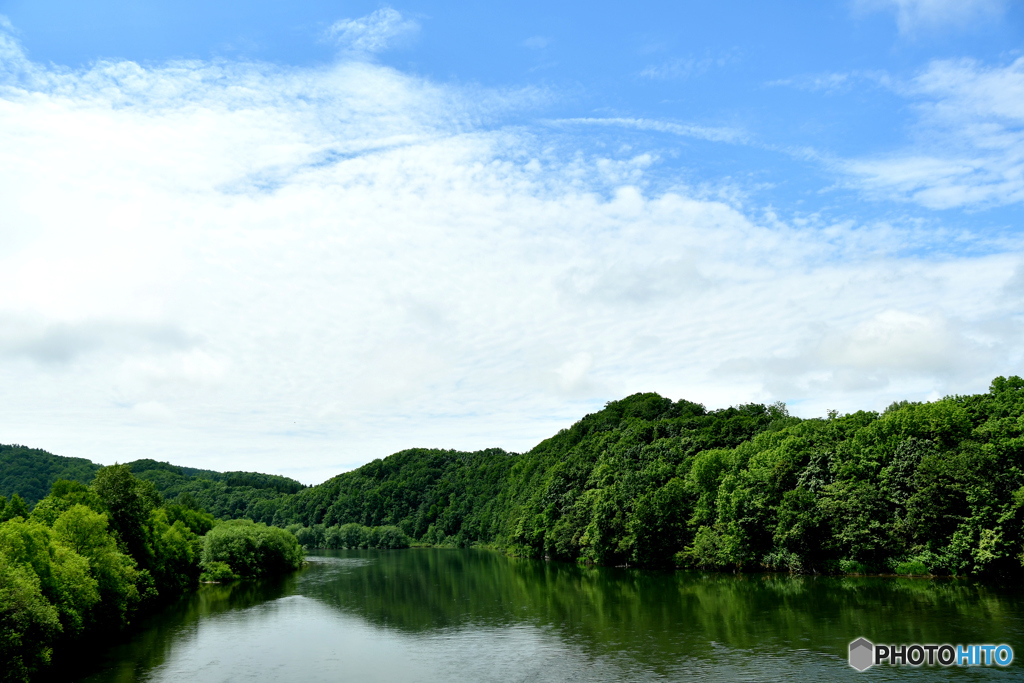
[65,548,1023,681]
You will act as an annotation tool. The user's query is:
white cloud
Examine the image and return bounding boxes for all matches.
[0,23,1022,483]
[1004,262,1024,300]
[769,73,851,93]
[132,401,175,422]
[325,7,419,55]
[550,117,746,144]
[766,71,894,95]
[554,352,594,394]
[522,36,552,50]
[719,262,1023,406]
[854,0,1006,35]
[639,50,739,81]
[819,309,996,381]
[843,58,1024,209]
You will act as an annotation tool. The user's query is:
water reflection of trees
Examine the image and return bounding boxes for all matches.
[300,549,1023,662]
[62,574,300,681]
[68,551,1024,680]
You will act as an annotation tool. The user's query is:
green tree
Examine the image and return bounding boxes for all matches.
[30,481,105,527]
[0,495,28,523]
[0,554,61,683]
[91,465,160,568]
[0,518,99,640]
[52,505,109,558]
[49,502,143,630]
[146,509,202,593]
[201,520,303,578]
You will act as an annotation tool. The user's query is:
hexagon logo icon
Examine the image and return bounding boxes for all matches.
[849,637,874,671]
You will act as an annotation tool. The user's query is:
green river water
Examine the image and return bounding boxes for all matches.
[65,548,1023,681]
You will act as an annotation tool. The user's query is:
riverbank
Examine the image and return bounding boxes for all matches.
[0,469,304,683]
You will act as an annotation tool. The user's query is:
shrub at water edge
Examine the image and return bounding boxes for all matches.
[200,520,304,579]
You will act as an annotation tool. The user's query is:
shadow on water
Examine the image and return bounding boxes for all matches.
[66,549,1024,681]
[56,572,302,681]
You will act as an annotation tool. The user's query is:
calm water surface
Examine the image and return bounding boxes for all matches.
[70,549,1024,681]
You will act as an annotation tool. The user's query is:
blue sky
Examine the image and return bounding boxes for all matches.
[0,1,1022,482]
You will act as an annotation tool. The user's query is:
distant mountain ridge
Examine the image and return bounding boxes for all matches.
[0,446,304,507]
[0,444,100,504]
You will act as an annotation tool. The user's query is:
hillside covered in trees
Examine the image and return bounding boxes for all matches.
[0,450,305,516]
[0,445,99,506]
[259,375,1024,577]
[4,376,1024,578]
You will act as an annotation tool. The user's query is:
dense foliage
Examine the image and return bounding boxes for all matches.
[271,448,516,544]
[0,467,217,681]
[0,446,99,506]
[241,377,1024,578]
[200,520,304,580]
[503,377,1024,576]
[124,460,304,523]
[7,379,1024,580]
[0,450,304,525]
[0,466,308,681]
[5,375,1024,680]
[292,523,411,550]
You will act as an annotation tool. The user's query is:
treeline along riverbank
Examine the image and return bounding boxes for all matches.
[4,377,1024,677]
[6,377,1024,578]
[0,465,303,681]
[275,376,1024,578]
[6,378,1024,679]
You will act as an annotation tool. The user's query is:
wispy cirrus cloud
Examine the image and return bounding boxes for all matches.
[766,70,892,94]
[853,0,1007,35]
[548,117,747,144]
[325,7,419,55]
[770,57,1024,210]
[0,19,1021,483]
[639,50,740,81]
[843,57,1024,209]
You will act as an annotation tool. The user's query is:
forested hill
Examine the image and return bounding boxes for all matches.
[0,444,100,504]
[0,448,305,513]
[265,394,799,551]
[5,376,1024,576]
[243,377,1024,577]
